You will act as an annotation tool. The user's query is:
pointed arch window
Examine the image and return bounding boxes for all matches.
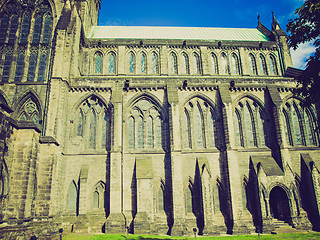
[93,182,105,209]
[182,109,192,148]
[68,182,78,211]
[15,52,26,82]
[231,53,240,75]
[108,52,115,73]
[2,53,12,82]
[304,109,316,146]
[8,14,19,44]
[137,116,144,148]
[129,52,135,73]
[37,52,48,81]
[17,98,40,126]
[181,53,189,74]
[194,104,204,148]
[193,53,201,74]
[102,112,108,149]
[211,53,218,74]
[259,54,268,75]
[141,53,147,73]
[0,14,9,43]
[95,52,102,74]
[169,52,177,74]
[234,109,243,147]
[146,116,154,148]
[282,110,292,146]
[249,54,257,75]
[32,15,43,44]
[158,185,165,211]
[89,110,97,149]
[221,53,229,75]
[129,116,135,149]
[292,104,303,145]
[213,183,221,212]
[77,109,84,137]
[20,13,31,44]
[269,55,278,75]
[27,51,38,81]
[186,185,193,213]
[42,15,52,44]
[151,52,158,73]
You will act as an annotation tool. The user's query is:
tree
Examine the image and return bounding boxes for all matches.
[287,0,320,133]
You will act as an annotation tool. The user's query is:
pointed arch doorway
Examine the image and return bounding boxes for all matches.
[269,186,291,222]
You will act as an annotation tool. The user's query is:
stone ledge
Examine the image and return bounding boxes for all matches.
[39,136,59,146]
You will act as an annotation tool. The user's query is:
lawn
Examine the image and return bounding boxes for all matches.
[63,232,320,240]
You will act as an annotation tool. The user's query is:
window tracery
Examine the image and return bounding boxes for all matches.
[127,98,163,149]
[8,14,18,45]
[17,97,40,126]
[0,14,9,43]
[234,98,265,148]
[93,182,105,209]
[15,51,26,82]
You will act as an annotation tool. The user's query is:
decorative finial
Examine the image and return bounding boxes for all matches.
[257,14,261,25]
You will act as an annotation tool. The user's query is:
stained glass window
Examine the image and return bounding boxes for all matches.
[269,55,278,75]
[244,104,254,147]
[259,54,267,75]
[37,52,48,81]
[2,53,12,82]
[42,15,52,43]
[292,105,302,145]
[15,52,25,82]
[129,117,135,148]
[211,53,218,74]
[169,52,177,74]
[141,53,146,73]
[27,51,38,81]
[182,110,191,148]
[8,15,18,44]
[304,109,315,145]
[207,111,215,147]
[32,15,43,44]
[181,53,188,74]
[155,116,162,148]
[95,53,102,73]
[0,14,8,43]
[282,110,292,145]
[195,104,204,148]
[20,14,31,44]
[231,54,239,75]
[193,53,200,74]
[77,110,84,136]
[221,53,229,75]
[89,110,96,149]
[129,52,135,73]
[249,54,257,75]
[151,52,158,73]
[108,53,115,73]
[234,110,242,146]
[146,116,154,148]
[137,116,144,148]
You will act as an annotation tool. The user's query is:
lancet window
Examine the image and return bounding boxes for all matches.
[17,97,41,126]
[282,99,318,146]
[68,181,78,211]
[269,54,278,75]
[15,52,25,82]
[181,97,217,149]
[157,181,165,212]
[108,52,115,73]
[211,53,218,74]
[151,52,158,74]
[95,52,102,73]
[169,52,177,74]
[221,53,229,75]
[192,53,201,74]
[129,52,135,73]
[127,98,163,149]
[141,52,147,73]
[234,98,265,148]
[74,96,110,150]
[181,52,189,74]
[259,54,268,75]
[249,54,257,75]
[93,182,105,209]
[231,53,240,75]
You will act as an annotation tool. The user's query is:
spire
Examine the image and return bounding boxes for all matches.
[257,14,261,26]
[272,12,281,30]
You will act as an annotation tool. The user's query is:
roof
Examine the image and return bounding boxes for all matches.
[251,155,284,176]
[87,26,270,42]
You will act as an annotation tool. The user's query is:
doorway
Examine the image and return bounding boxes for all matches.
[269,186,291,222]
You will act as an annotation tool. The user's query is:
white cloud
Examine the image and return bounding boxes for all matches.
[290,41,315,69]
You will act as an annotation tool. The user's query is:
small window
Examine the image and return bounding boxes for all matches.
[95,52,102,73]
[221,53,229,75]
[259,54,268,75]
[108,52,115,73]
[269,55,278,75]
[249,54,257,75]
[8,14,19,44]
[231,54,239,75]
[129,52,135,73]
[211,53,218,74]
[169,52,177,74]
[193,53,201,74]
[151,52,158,73]
[181,53,189,74]
[141,53,146,73]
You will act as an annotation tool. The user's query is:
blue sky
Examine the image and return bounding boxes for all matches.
[98,0,313,69]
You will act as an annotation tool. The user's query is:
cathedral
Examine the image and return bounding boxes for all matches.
[0,0,320,239]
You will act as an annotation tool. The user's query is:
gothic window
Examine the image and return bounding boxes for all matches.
[231,53,240,75]
[151,52,158,73]
[211,53,218,74]
[234,98,266,148]
[221,53,229,75]
[20,13,31,44]
[0,14,9,43]
[108,52,115,73]
[32,15,43,44]
[158,183,165,211]
[141,53,147,73]
[193,53,201,74]
[182,97,217,149]
[68,181,77,211]
[304,109,316,146]
[259,54,268,75]
[2,53,12,82]
[41,15,52,44]
[37,52,48,81]
[249,54,257,75]
[213,183,221,212]
[129,52,135,73]
[242,180,248,210]
[15,52,26,82]
[8,14,18,44]
[181,52,189,74]
[186,185,193,213]
[27,51,38,81]
[93,182,105,209]
[169,52,177,74]
[292,103,303,145]
[74,96,109,150]
[269,55,278,75]
[127,98,163,149]
[282,110,292,145]
[17,97,40,126]
[0,161,9,200]
[95,52,102,74]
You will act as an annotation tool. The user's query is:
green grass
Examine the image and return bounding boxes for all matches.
[63,232,320,240]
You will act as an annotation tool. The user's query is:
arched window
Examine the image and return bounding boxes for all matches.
[108,52,115,73]
[158,185,165,211]
[151,52,158,73]
[8,14,19,44]
[102,112,108,149]
[304,109,317,146]
[27,51,38,81]
[182,97,218,149]
[249,54,257,75]
[2,53,12,82]
[20,13,31,44]
[221,53,229,75]
[32,15,43,44]
[269,55,278,75]
[77,109,84,137]
[231,53,239,75]
[68,182,77,211]
[15,52,26,82]
[42,15,52,44]
[193,53,201,74]
[292,103,303,145]
[141,53,147,73]
[0,14,9,43]
[234,98,266,148]
[259,54,268,75]
[95,52,102,74]
[211,53,218,74]
[213,183,221,212]
[169,52,177,74]
[282,110,292,146]
[37,52,48,81]
[127,98,163,149]
[17,97,40,126]
[129,52,135,73]
[181,53,189,74]
[89,110,97,149]
[93,182,105,209]
[186,185,193,213]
